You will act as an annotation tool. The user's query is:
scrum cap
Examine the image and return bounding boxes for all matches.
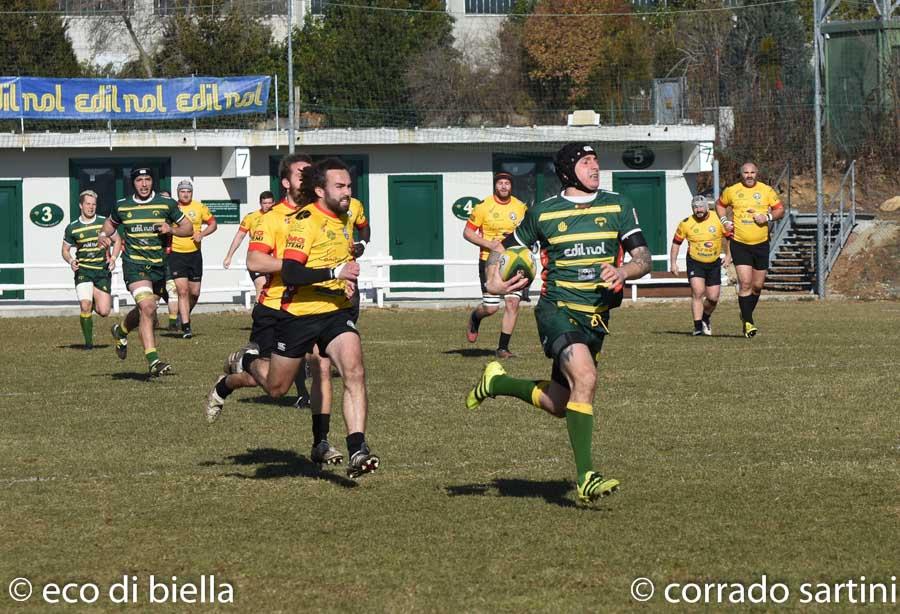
[691,194,710,210]
[554,143,596,193]
[130,167,152,182]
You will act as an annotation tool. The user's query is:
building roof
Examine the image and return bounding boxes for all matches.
[0,124,715,150]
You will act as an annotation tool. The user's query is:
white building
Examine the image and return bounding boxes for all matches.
[62,0,513,71]
[0,123,714,305]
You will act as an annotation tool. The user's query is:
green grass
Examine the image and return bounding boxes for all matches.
[0,300,897,612]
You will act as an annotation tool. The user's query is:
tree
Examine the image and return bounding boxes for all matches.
[520,0,653,109]
[291,0,455,127]
[153,6,278,77]
[405,28,536,127]
[0,0,80,77]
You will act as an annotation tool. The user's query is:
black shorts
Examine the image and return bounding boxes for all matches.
[169,251,203,282]
[348,285,361,324]
[686,256,722,286]
[249,303,286,358]
[731,240,769,270]
[273,308,360,359]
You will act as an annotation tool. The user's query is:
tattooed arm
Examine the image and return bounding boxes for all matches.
[599,245,651,290]
[484,248,529,295]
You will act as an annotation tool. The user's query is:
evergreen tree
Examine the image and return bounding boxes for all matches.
[292,0,454,127]
[0,0,80,77]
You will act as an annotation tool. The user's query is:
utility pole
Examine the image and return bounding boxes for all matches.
[813,0,825,298]
[287,0,295,154]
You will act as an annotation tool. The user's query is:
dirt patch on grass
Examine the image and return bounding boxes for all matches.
[828,221,900,299]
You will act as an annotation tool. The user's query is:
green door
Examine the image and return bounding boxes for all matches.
[0,181,24,299]
[388,175,443,291]
[69,158,171,220]
[269,155,370,224]
[612,172,667,271]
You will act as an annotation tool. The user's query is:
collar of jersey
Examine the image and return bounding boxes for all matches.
[132,191,157,204]
[279,199,299,211]
[79,215,97,224]
[313,201,340,219]
[561,191,596,204]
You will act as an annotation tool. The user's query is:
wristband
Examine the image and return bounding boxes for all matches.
[358,240,368,248]
[719,216,729,225]
[332,262,347,279]
[766,213,773,222]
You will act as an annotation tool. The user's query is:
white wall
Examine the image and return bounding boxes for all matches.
[0,138,705,304]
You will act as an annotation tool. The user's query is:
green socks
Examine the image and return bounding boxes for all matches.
[145,348,159,366]
[490,374,538,403]
[565,403,594,483]
[79,313,93,345]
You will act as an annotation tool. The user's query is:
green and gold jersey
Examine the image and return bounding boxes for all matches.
[109,192,185,267]
[63,215,108,271]
[512,190,640,314]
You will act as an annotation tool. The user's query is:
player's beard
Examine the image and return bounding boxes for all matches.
[288,184,303,206]
[325,194,350,214]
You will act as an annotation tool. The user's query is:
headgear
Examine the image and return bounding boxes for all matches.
[130,167,152,182]
[554,143,597,193]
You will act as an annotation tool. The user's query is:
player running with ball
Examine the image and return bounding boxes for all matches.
[464,143,652,504]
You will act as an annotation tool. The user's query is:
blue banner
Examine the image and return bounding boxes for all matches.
[0,76,270,120]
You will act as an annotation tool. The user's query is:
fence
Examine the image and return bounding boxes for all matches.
[822,161,857,281]
[767,160,794,259]
[0,254,701,310]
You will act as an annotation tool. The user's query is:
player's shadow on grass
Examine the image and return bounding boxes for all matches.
[58,343,111,350]
[214,447,358,488]
[446,478,607,510]
[443,348,497,358]
[654,331,745,338]
[236,395,300,407]
[106,371,158,382]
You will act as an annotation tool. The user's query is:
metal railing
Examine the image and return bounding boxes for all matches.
[767,160,794,260]
[822,160,857,281]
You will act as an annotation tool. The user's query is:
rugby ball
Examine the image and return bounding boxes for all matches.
[499,246,537,283]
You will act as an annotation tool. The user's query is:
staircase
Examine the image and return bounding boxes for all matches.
[765,213,845,292]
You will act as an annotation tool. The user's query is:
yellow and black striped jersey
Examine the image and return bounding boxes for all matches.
[673,214,729,263]
[281,203,353,317]
[248,201,300,310]
[466,195,528,261]
[172,200,215,253]
[718,181,782,245]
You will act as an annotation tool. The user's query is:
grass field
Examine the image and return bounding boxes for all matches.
[0,300,897,612]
